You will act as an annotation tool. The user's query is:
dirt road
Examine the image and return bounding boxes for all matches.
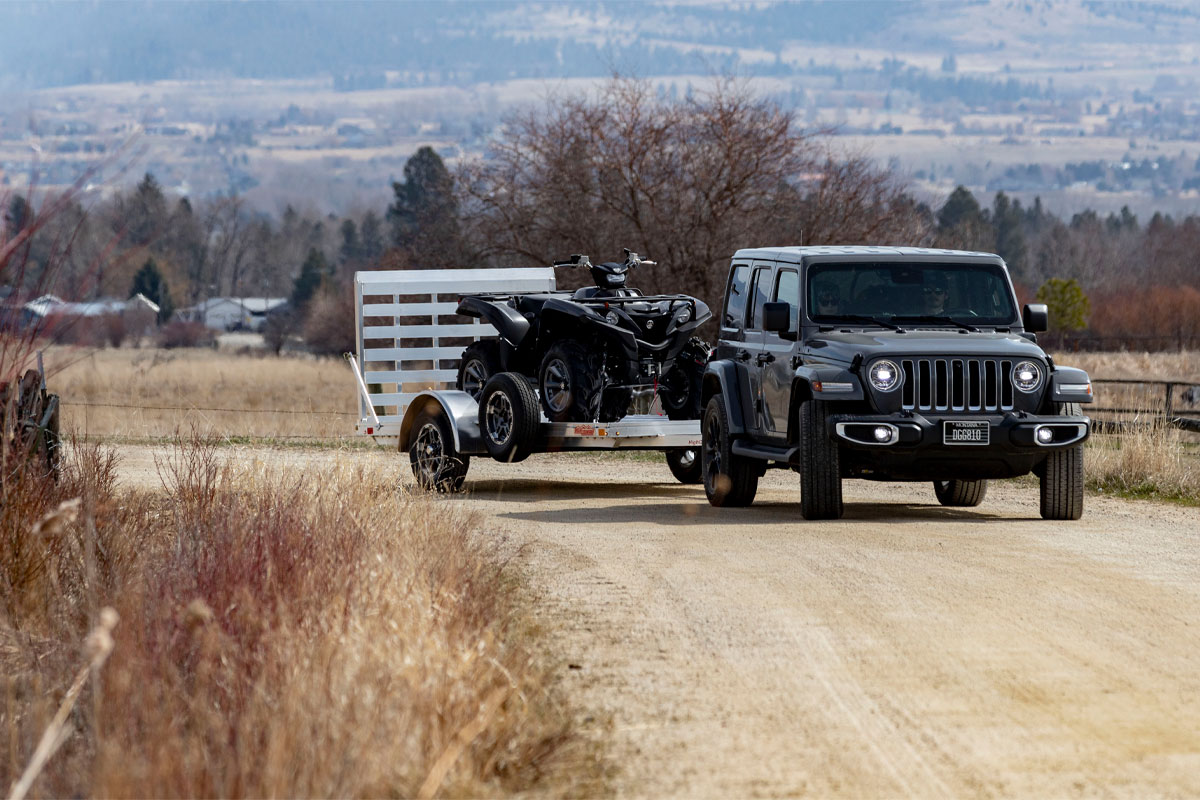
[118,446,1200,797]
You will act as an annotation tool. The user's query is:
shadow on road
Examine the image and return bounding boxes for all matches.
[457,478,1029,525]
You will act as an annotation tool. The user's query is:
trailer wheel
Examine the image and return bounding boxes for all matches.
[409,407,469,492]
[479,372,540,463]
[933,479,988,507]
[665,447,702,484]
[456,340,503,402]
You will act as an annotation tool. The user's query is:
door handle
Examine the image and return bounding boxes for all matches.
[756,352,775,365]
[736,349,751,362]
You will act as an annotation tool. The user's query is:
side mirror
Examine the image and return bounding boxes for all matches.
[1023,303,1048,333]
[763,301,792,334]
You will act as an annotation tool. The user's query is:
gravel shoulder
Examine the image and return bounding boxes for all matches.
[116,445,1200,797]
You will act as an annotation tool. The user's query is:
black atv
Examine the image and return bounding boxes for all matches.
[455,249,712,423]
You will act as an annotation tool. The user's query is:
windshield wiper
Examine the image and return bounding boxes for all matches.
[821,314,906,332]
[892,315,980,332]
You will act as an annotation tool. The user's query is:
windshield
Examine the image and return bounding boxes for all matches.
[807,261,1018,326]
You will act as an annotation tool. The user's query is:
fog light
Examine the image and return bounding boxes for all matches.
[874,426,893,442]
[1037,426,1054,443]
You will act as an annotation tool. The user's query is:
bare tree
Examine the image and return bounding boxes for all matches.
[460,75,931,312]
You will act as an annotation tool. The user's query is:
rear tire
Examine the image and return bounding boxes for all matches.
[933,479,988,507]
[799,399,843,520]
[409,407,469,492]
[539,340,603,422]
[1040,402,1084,520]
[456,340,503,401]
[479,372,540,463]
[665,447,702,484]
[702,395,759,507]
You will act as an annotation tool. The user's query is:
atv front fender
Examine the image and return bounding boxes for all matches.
[538,300,639,362]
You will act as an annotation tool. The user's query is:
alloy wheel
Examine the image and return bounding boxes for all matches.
[485,391,514,445]
[543,358,572,413]
[461,359,489,400]
[413,422,446,485]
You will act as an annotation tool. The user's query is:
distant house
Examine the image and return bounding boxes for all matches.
[15,293,161,340]
[179,297,288,332]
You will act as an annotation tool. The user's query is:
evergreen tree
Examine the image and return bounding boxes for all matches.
[5,194,30,241]
[992,191,1028,276]
[1036,277,1090,334]
[291,248,326,310]
[937,186,983,231]
[340,219,361,265]
[386,146,465,267]
[360,211,385,264]
[125,172,169,245]
[130,258,174,322]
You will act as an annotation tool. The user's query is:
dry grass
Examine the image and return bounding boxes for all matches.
[1052,350,1200,503]
[43,346,358,440]
[2,438,599,798]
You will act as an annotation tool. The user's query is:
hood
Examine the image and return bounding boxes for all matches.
[810,329,1047,360]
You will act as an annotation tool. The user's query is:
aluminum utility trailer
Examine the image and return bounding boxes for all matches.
[351,267,702,490]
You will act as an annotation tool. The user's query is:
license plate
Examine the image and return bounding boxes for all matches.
[943,420,990,445]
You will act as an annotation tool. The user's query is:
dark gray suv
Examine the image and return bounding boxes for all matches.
[701,246,1093,520]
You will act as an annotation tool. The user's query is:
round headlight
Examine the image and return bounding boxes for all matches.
[675,305,692,323]
[869,359,901,392]
[604,310,620,325]
[1012,360,1042,393]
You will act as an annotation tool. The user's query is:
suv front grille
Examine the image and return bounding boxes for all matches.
[900,358,1015,412]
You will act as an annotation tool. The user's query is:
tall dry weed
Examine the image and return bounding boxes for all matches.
[1086,422,1200,501]
[3,437,590,798]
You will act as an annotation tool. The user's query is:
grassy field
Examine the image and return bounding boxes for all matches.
[5,345,605,798]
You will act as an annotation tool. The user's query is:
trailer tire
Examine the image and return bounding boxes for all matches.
[666,447,702,484]
[409,407,469,492]
[456,340,503,402]
[480,372,540,463]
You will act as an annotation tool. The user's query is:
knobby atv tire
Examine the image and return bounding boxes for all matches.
[539,340,603,422]
[665,447,702,484]
[799,399,843,520]
[661,338,708,421]
[479,372,540,463]
[409,407,469,492]
[456,340,503,402]
[702,395,758,507]
[933,479,988,507]
[1040,401,1084,520]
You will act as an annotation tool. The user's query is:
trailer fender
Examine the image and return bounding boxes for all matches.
[398,391,483,455]
[456,297,531,346]
[701,361,748,436]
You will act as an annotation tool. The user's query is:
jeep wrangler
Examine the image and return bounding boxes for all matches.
[701,246,1093,520]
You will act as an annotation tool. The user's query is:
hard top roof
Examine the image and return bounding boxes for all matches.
[731,245,1005,264]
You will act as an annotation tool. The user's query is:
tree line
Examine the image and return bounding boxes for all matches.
[3,75,1197,352]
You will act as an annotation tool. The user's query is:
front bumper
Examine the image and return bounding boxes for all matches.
[828,410,1090,480]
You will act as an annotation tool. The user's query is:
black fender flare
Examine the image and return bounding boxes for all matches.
[537,299,639,361]
[456,297,530,347]
[786,365,864,443]
[701,361,748,436]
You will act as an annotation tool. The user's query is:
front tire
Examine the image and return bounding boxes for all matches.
[479,372,540,463]
[665,447,702,484]
[799,399,843,520]
[409,407,469,492]
[933,479,988,507]
[702,395,759,507]
[660,338,709,420]
[539,340,603,422]
[1040,402,1084,520]
[456,340,503,401]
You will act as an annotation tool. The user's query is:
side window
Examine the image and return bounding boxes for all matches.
[773,269,799,330]
[746,266,772,330]
[723,264,750,328]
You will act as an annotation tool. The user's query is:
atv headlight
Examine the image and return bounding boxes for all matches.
[1012,360,1042,393]
[605,310,620,325]
[674,305,692,324]
[869,359,901,392]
